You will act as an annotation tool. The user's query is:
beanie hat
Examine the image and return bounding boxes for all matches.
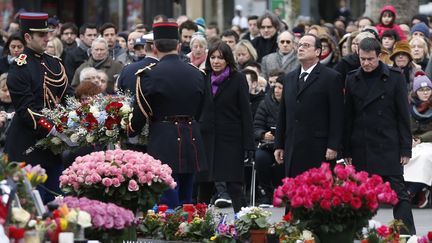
[413,71,432,92]
[390,41,412,61]
[411,22,430,37]
[412,14,429,26]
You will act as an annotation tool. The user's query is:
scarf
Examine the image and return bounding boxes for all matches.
[190,53,207,68]
[411,97,432,123]
[211,67,230,96]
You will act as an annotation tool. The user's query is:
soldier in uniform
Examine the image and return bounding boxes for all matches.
[5,12,74,203]
[128,22,207,208]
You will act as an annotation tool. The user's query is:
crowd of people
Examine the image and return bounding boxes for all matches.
[0,2,431,236]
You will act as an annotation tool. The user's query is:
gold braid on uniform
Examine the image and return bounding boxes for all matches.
[135,76,153,119]
[41,62,68,109]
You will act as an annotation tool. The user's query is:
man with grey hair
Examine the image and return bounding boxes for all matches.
[79,67,101,87]
[72,37,123,93]
[261,31,299,80]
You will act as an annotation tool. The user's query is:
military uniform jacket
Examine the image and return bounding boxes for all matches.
[5,47,74,166]
[343,62,412,176]
[129,54,207,174]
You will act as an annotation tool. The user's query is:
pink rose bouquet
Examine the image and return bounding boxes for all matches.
[273,163,398,234]
[59,149,177,213]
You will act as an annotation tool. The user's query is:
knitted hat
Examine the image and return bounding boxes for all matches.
[413,71,432,92]
[390,40,412,61]
[411,22,430,37]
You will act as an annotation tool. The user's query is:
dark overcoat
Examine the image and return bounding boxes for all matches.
[5,47,74,166]
[343,63,412,176]
[199,71,255,182]
[274,62,344,177]
[129,54,207,174]
[117,56,159,94]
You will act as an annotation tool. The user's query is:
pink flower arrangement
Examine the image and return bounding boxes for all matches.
[56,196,135,230]
[59,149,177,212]
[273,163,398,234]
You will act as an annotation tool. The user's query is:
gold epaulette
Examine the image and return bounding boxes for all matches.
[135,63,157,75]
[188,63,206,75]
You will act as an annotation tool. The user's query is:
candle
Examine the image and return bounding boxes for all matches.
[58,232,74,243]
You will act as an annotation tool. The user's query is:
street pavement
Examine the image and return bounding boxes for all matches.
[215,206,432,237]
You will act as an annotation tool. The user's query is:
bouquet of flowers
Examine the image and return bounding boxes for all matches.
[36,93,134,154]
[59,149,177,212]
[210,214,237,243]
[273,163,399,235]
[360,220,409,243]
[273,212,315,243]
[234,206,272,240]
[138,204,216,242]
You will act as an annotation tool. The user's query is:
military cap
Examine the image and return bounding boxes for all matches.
[20,12,53,33]
[152,22,179,40]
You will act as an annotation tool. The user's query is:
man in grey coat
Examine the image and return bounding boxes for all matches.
[261,31,299,80]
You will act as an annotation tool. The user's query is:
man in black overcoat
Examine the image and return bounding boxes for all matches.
[5,12,74,203]
[274,33,344,178]
[343,38,416,234]
[128,22,207,209]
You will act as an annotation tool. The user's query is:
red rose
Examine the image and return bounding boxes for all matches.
[85,113,98,131]
[105,116,120,130]
[427,231,432,240]
[376,225,391,238]
[105,101,123,113]
[60,114,68,123]
[350,197,362,209]
[320,199,332,211]
[8,226,25,239]
[283,211,292,222]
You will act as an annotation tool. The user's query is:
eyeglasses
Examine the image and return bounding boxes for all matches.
[297,43,312,49]
[418,87,432,92]
[280,40,291,44]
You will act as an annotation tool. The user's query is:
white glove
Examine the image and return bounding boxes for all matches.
[48,127,78,147]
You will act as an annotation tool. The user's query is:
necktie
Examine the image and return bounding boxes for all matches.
[298,72,308,90]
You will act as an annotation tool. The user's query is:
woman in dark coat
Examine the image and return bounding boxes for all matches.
[198,42,255,213]
[0,33,25,75]
[253,76,285,204]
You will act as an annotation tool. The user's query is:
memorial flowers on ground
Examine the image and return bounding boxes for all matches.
[59,149,176,213]
[273,163,399,234]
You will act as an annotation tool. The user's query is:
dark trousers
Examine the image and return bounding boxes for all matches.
[382,175,416,235]
[160,173,194,209]
[38,163,64,204]
[406,181,428,195]
[255,148,285,195]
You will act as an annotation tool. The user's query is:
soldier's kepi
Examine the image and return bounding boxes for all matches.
[5,12,74,204]
[128,22,207,209]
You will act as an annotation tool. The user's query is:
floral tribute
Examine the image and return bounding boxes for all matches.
[59,149,177,213]
[36,93,133,154]
[273,163,399,234]
[273,212,315,243]
[235,206,272,241]
[138,203,215,242]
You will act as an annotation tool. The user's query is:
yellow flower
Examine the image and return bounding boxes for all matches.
[26,172,34,182]
[210,236,217,241]
[59,218,68,231]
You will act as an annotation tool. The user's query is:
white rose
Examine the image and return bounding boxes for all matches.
[302,230,314,240]
[86,135,94,143]
[50,137,62,145]
[70,133,79,143]
[27,219,37,228]
[105,130,116,137]
[120,104,131,114]
[89,106,100,118]
[67,210,92,228]
[12,207,31,226]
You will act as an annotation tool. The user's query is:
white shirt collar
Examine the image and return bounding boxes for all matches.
[300,63,318,76]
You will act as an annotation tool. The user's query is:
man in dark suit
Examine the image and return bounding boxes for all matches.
[343,37,415,234]
[274,33,344,178]
[6,12,74,203]
[128,22,207,209]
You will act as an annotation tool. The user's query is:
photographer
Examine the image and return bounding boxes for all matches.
[0,73,14,152]
[253,75,284,205]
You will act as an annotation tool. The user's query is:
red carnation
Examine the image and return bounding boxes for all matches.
[8,226,25,239]
[105,116,120,130]
[283,211,292,222]
[85,113,98,131]
[60,114,68,123]
[106,101,123,113]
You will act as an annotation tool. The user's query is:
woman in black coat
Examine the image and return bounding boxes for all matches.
[0,33,25,75]
[253,77,285,204]
[198,42,255,213]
